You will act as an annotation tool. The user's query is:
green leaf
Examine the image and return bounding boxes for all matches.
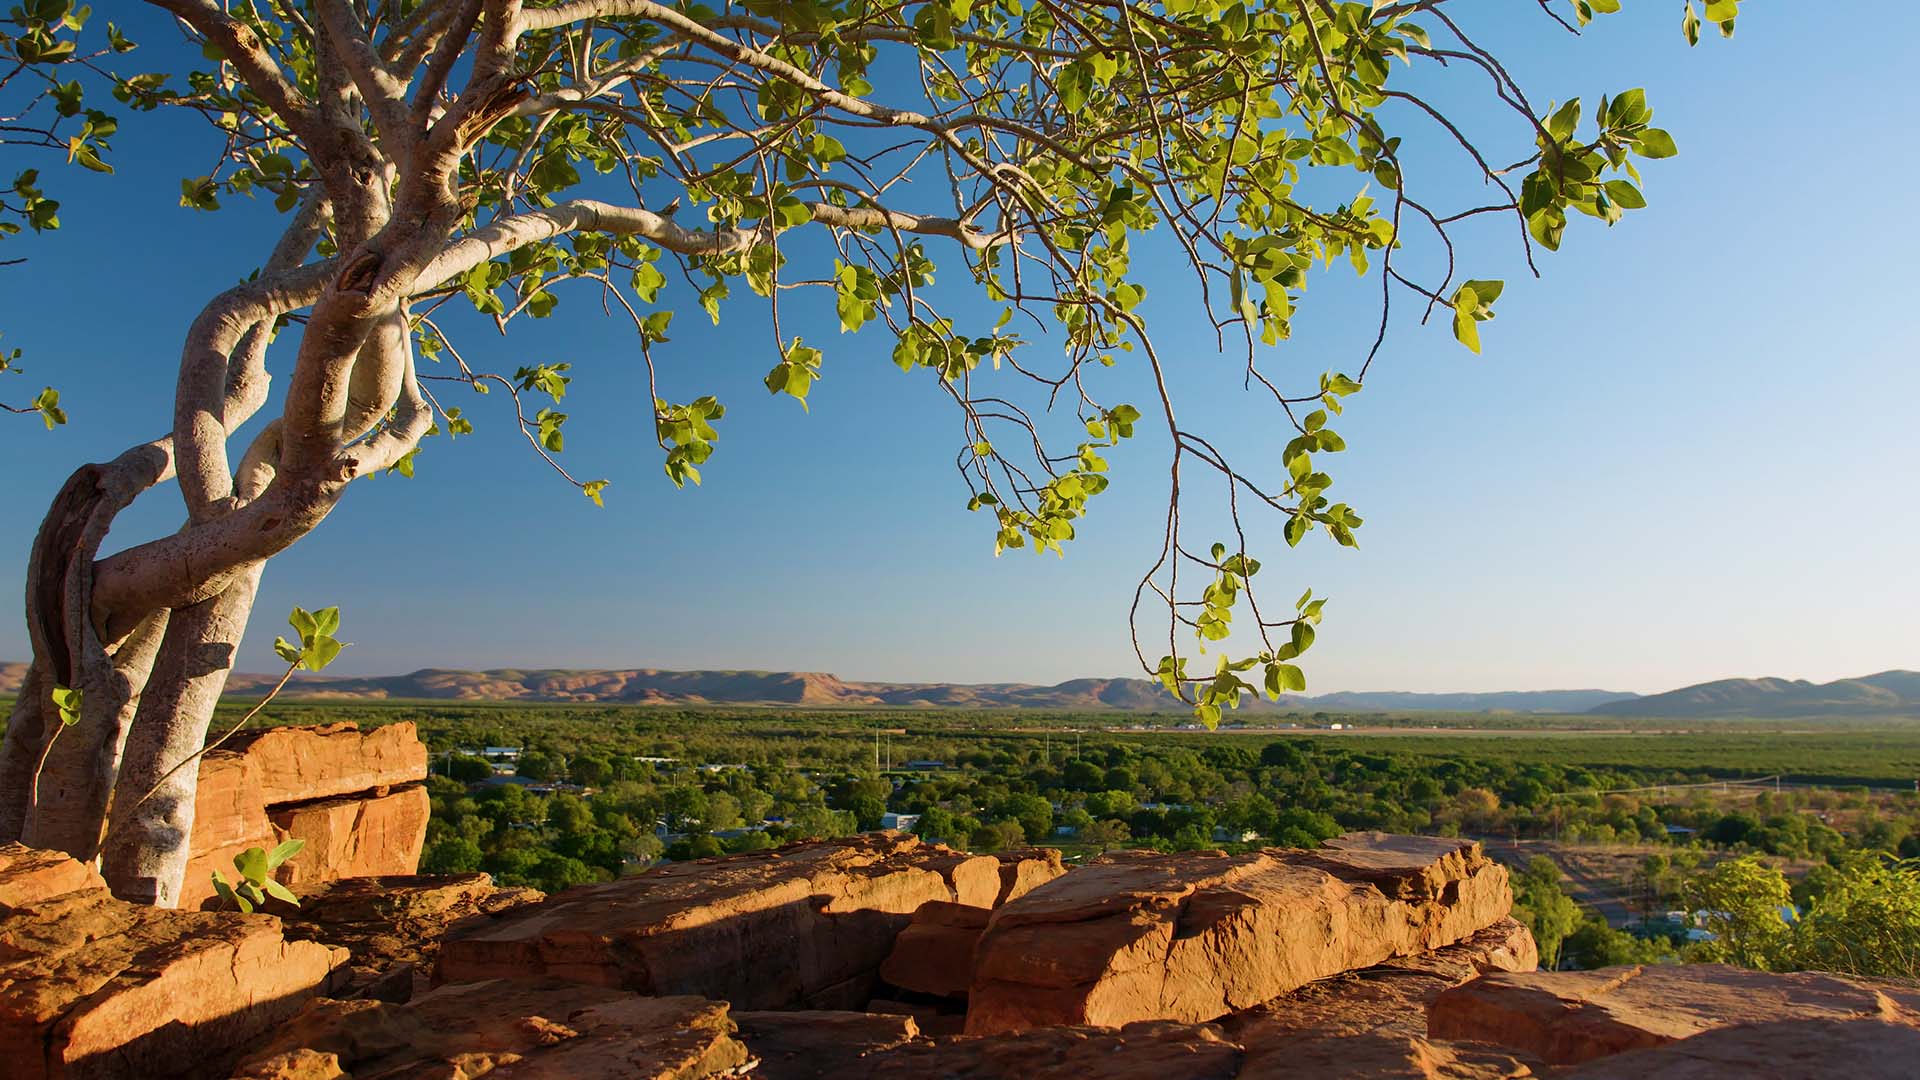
[233,846,269,884]
[288,607,317,637]
[272,636,302,664]
[1452,288,1482,354]
[1635,128,1679,158]
[262,877,300,905]
[266,838,305,869]
[303,635,344,672]
[50,685,82,725]
[1546,99,1582,142]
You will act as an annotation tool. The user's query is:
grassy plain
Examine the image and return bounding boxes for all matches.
[125,698,1920,789]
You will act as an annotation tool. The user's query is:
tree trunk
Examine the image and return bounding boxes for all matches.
[1,450,170,852]
[99,566,262,906]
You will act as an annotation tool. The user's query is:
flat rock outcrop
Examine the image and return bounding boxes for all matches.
[966,833,1511,1033]
[732,1009,921,1080]
[1221,918,1537,1046]
[878,899,991,1000]
[992,847,1067,903]
[1564,1017,1920,1079]
[268,873,543,1001]
[435,833,1051,1010]
[231,979,748,1079]
[1428,962,1920,1065]
[181,722,429,909]
[0,844,347,1080]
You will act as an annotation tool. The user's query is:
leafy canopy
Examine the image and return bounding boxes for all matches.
[2,0,1738,719]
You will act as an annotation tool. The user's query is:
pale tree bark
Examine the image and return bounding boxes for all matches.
[3,0,1054,906]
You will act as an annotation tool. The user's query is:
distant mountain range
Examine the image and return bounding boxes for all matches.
[1,660,1914,717]
[1588,671,1920,719]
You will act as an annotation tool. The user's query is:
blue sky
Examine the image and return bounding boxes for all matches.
[2,7,1914,692]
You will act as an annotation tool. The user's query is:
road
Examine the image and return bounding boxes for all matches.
[1478,838,1637,928]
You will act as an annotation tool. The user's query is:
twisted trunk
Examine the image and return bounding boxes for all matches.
[98,568,263,905]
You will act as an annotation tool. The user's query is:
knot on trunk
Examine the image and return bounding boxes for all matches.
[335,251,384,295]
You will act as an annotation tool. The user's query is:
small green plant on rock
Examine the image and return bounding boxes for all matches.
[211,840,305,913]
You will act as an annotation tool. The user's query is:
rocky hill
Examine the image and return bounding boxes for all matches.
[1588,670,1920,718]
[0,661,1635,713]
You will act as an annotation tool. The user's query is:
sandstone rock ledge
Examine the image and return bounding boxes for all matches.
[434,833,1060,1010]
[966,833,1512,1033]
[1428,962,1920,1065]
[231,980,749,1079]
[0,843,347,1080]
[181,722,430,909]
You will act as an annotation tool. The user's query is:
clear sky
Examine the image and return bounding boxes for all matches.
[2,7,1914,693]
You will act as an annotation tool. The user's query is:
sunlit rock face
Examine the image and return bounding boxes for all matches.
[433,832,1060,1010]
[965,833,1512,1033]
[178,722,428,910]
[0,843,348,1080]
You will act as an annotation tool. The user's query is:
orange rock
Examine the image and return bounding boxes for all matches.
[268,872,544,1002]
[858,1020,1246,1080]
[0,845,347,1080]
[1428,963,1920,1066]
[0,842,108,909]
[266,784,429,888]
[1223,918,1538,1045]
[966,834,1511,1033]
[178,723,429,910]
[992,847,1068,904]
[879,900,991,999]
[232,979,749,1079]
[435,834,1004,1009]
[1563,1017,1920,1080]
[732,1009,921,1080]
[210,723,426,806]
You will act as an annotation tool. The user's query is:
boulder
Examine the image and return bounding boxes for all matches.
[1428,963,1920,1066]
[732,1009,920,1080]
[878,900,990,999]
[966,834,1511,1033]
[0,844,347,1080]
[265,785,431,890]
[1564,1018,1920,1080]
[179,723,429,910]
[1222,918,1537,1045]
[231,979,749,1079]
[991,848,1068,904]
[267,873,543,1001]
[435,834,1007,1009]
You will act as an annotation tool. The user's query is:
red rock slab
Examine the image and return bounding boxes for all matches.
[1222,919,1538,1045]
[266,873,544,1002]
[879,900,991,999]
[1238,1031,1541,1080]
[0,842,108,910]
[966,834,1511,1033]
[435,834,1002,1010]
[267,783,430,888]
[732,1010,920,1080]
[859,1020,1246,1080]
[992,848,1068,904]
[0,848,347,1080]
[180,723,430,911]
[1428,962,1920,1066]
[207,722,426,806]
[231,980,748,1079]
[1563,1017,1920,1080]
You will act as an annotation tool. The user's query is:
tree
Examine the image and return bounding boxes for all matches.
[1511,856,1581,970]
[0,0,1735,906]
[1081,818,1131,855]
[1684,855,1793,971]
